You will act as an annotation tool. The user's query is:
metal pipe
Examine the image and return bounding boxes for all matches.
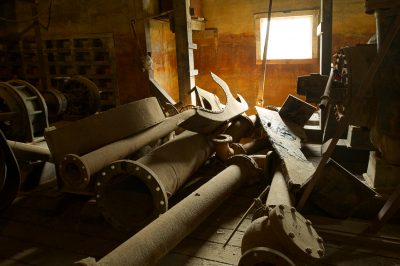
[58,109,196,191]
[265,169,292,207]
[94,130,213,231]
[224,114,257,142]
[77,155,262,266]
[319,66,334,109]
[212,134,235,161]
[7,140,51,162]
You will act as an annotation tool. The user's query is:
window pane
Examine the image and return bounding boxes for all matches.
[260,15,313,60]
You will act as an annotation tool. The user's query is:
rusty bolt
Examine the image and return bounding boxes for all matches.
[305,247,312,254]
[288,232,295,238]
[305,219,312,226]
[317,249,324,256]
[277,213,284,219]
[290,207,296,213]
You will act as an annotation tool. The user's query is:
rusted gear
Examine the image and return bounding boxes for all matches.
[60,76,100,119]
[0,80,49,142]
[41,88,68,122]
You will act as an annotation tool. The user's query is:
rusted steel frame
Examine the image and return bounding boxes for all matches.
[44,97,165,163]
[78,155,261,266]
[7,140,51,162]
[95,131,214,230]
[58,109,196,189]
[179,73,248,134]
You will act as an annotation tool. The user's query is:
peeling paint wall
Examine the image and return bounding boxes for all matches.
[193,0,375,113]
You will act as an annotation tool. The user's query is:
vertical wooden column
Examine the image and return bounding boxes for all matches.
[142,0,158,80]
[173,0,196,105]
[320,0,333,75]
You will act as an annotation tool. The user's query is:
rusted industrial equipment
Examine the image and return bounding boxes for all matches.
[45,97,166,194]
[179,72,248,134]
[239,204,325,266]
[56,75,100,119]
[224,114,257,143]
[58,109,196,193]
[77,155,263,266]
[0,80,48,142]
[41,89,67,122]
[95,131,213,230]
[242,167,323,265]
[7,140,51,162]
[0,130,20,211]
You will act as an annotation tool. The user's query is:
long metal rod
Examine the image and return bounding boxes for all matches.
[60,109,196,183]
[319,66,334,109]
[223,185,270,247]
[258,0,273,106]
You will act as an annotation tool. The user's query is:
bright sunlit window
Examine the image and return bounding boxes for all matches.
[255,10,318,62]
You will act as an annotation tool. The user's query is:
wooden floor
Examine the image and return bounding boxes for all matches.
[1,173,400,266]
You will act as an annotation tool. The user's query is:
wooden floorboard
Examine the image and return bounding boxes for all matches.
[1,174,400,265]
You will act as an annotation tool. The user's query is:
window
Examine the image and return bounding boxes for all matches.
[255,10,319,62]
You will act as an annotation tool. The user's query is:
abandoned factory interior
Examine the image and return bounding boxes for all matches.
[0,0,400,265]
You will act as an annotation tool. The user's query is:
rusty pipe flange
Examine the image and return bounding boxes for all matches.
[226,154,263,185]
[95,159,168,231]
[212,134,234,161]
[58,154,91,191]
[239,247,295,266]
[269,204,325,261]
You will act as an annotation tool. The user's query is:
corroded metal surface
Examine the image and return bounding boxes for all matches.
[179,73,248,134]
[57,109,196,194]
[0,80,49,142]
[77,155,262,266]
[240,205,324,265]
[45,97,165,163]
[95,131,213,231]
[256,107,315,191]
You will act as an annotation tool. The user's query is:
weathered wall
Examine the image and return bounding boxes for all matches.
[150,19,179,102]
[14,0,157,104]
[193,0,375,113]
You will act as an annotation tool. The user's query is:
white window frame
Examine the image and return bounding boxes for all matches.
[255,9,319,64]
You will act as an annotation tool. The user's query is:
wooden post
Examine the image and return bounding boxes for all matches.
[173,0,196,105]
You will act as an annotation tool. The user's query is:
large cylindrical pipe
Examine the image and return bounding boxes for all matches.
[58,109,196,190]
[224,114,257,142]
[95,131,213,230]
[266,169,293,207]
[77,155,262,266]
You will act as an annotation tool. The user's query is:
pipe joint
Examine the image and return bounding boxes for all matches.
[59,154,91,190]
[227,154,263,185]
[95,159,168,231]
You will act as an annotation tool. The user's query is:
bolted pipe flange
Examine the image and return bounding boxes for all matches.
[59,154,91,190]
[230,143,246,155]
[226,154,263,185]
[95,159,168,231]
[212,134,235,161]
[239,247,295,266]
[269,204,325,261]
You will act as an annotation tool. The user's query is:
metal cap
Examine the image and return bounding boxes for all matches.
[269,204,325,261]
